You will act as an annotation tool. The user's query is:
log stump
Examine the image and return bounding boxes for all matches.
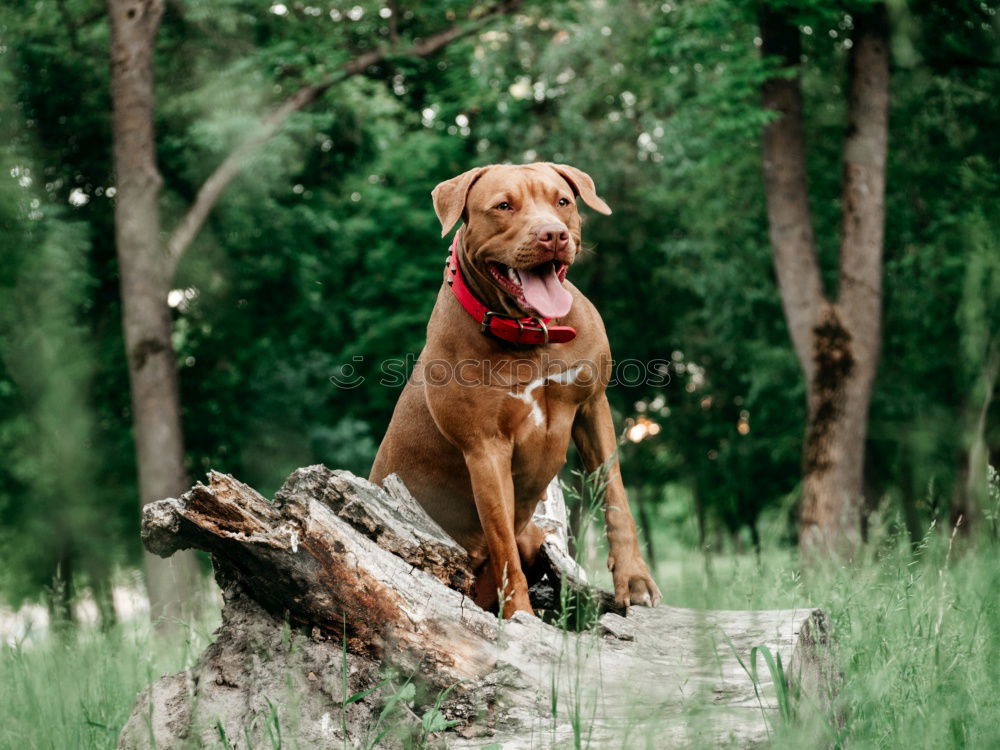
[119,466,835,748]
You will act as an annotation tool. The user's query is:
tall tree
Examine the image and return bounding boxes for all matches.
[106,0,523,619]
[758,2,890,559]
[108,0,199,620]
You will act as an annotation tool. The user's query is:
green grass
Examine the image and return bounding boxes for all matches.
[653,522,1000,749]
[2,518,998,748]
[0,615,219,749]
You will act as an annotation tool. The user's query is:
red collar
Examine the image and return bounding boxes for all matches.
[445,232,577,346]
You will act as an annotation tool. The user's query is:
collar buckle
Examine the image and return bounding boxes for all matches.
[480,310,495,335]
[534,318,549,345]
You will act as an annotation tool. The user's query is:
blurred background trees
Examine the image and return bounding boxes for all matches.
[0,0,997,621]
[759,2,890,560]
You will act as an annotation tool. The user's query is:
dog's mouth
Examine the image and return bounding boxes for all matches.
[488,260,572,319]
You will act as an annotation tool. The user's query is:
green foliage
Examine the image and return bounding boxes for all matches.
[0,0,997,608]
[0,42,124,609]
[0,1,997,745]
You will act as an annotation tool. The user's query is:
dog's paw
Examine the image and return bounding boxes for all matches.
[501,592,535,620]
[609,557,662,609]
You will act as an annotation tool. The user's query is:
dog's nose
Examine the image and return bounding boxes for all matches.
[535,223,570,252]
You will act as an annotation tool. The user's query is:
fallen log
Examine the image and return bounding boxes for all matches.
[119,466,835,748]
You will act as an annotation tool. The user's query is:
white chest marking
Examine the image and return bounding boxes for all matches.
[508,366,583,427]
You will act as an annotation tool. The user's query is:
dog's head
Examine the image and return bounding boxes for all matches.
[432,162,611,319]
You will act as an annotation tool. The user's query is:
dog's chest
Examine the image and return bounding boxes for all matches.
[503,362,592,437]
[501,362,590,506]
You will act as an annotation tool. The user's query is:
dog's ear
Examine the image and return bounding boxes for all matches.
[431,167,488,237]
[546,163,612,216]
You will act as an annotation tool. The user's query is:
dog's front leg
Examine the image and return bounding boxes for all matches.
[573,394,662,609]
[464,443,534,618]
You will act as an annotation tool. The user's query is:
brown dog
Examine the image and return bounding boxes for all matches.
[370,162,660,617]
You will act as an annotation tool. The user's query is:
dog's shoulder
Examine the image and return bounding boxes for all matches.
[561,282,609,345]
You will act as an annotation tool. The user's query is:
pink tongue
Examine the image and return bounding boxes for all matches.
[519,264,573,318]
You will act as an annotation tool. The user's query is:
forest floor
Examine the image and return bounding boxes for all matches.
[1,513,997,749]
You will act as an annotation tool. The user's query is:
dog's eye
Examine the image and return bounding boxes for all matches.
[558,198,571,207]
[495,201,513,211]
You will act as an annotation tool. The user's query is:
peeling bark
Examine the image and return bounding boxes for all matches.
[120,466,835,748]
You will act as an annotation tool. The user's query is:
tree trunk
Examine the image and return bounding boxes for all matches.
[799,304,867,559]
[48,539,75,635]
[634,485,658,573]
[899,445,924,548]
[119,466,836,749]
[92,572,119,630]
[951,344,1000,535]
[758,7,825,381]
[760,4,890,561]
[108,0,200,621]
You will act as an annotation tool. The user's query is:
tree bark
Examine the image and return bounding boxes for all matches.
[760,4,890,561]
[108,0,200,621]
[951,343,1000,535]
[634,486,658,573]
[758,7,826,382]
[119,466,835,749]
